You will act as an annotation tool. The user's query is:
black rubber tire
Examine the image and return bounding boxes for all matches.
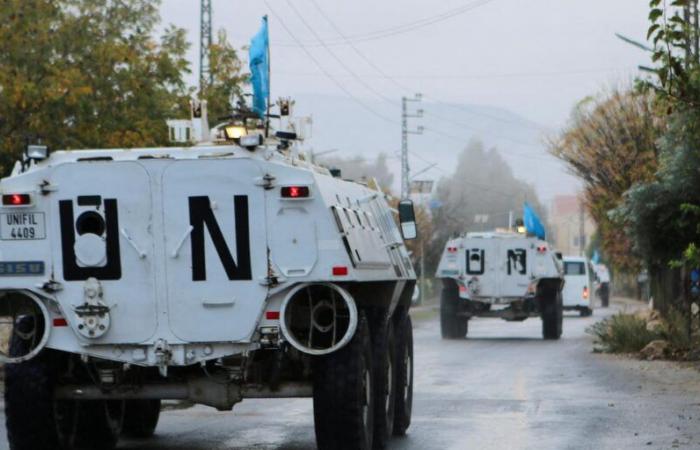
[372,319,396,449]
[440,285,468,339]
[5,343,61,450]
[313,312,374,450]
[392,314,413,436]
[66,400,124,450]
[579,307,593,317]
[5,325,123,450]
[542,290,563,340]
[122,399,161,438]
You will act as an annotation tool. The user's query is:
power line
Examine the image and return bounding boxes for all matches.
[276,66,633,80]
[273,0,499,47]
[269,0,558,178]
[303,0,554,140]
[303,0,555,160]
[283,0,397,105]
[263,0,395,124]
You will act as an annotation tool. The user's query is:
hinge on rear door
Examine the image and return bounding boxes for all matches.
[38,278,63,293]
[39,180,58,195]
[255,173,276,190]
[259,275,282,287]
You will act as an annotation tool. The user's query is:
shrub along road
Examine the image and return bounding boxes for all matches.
[1,298,699,449]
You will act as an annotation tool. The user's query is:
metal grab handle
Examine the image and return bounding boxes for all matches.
[171,225,193,259]
[120,228,146,259]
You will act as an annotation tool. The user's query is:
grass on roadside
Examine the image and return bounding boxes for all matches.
[587,308,692,358]
[588,313,659,354]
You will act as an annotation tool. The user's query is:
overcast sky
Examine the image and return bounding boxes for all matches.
[161,0,649,126]
[159,0,651,204]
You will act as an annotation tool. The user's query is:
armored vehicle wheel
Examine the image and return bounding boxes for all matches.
[541,290,563,340]
[122,399,161,438]
[5,327,124,450]
[392,313,413,436]
[372,319,396,449]
[440,285,468,339]
[313,312,374,450]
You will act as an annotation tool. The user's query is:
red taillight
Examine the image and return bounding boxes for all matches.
[333,266,348,276]
[459,284,467,293]
[447,246,458,253]
[2,194,31,206]
[583,286,589,299]
[537,245,547,253]
[265,311,280,320]
[281,186,310,198]
[53,318,68,327]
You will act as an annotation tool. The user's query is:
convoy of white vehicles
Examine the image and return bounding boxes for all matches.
[0,103,419,450]
[0,99,611,450]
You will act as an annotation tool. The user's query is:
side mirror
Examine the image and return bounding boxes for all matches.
[26,145,48,161]
[398,199,417,240]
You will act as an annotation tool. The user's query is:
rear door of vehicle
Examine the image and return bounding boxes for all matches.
[563,260,588,306]
[465,238,500,298]
[498,238,531,298]
[50,162,157,343]
[162,159,268,342]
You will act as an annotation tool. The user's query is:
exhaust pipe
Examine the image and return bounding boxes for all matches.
[0,290,51,364]
[279,283,358,356]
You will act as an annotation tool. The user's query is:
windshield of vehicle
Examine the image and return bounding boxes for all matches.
[564,261,586,276]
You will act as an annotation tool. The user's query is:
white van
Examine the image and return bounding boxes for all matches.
[562,256,593,316]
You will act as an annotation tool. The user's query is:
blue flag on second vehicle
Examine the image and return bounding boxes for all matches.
[523,203,546,240]
[249,16,269,118]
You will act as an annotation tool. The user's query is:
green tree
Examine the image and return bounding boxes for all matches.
[0,0,247,175]
[201,30,248,125]
[616,1,700,268]
[548,90,662,272]
[427,140,544,273]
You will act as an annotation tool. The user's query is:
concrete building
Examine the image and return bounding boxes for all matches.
[548,194,596,256]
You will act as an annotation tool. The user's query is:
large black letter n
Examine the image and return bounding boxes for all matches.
[189,196,252,281]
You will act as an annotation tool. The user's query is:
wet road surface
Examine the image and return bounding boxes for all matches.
[2,299,700,449]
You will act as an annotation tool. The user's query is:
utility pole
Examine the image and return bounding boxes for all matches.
[200,0,213,91]
[401,94,424,199]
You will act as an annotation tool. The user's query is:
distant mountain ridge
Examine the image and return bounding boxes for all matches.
[293,93,578,207]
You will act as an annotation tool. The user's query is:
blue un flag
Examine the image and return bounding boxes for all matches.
[249,16,270,118]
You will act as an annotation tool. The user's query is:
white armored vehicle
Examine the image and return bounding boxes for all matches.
[436,230,564,340]
[0,106,417,450]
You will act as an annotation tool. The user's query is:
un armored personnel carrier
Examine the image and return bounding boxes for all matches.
[436,231,564,340]
[0,105,417,450]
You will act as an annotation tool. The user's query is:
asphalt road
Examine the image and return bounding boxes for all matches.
[2,299,700,449]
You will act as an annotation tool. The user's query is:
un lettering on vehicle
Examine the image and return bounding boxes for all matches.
[0,212,46,240]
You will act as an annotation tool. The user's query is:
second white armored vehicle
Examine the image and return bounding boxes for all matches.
[436,231,564,340]
[0,107,417,450]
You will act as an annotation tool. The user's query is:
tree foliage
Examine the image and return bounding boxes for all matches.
[427,140,544,272]
[615,0,700,269]
[548,90,663,272]
[0,0,247,175]
[200,30,248,124]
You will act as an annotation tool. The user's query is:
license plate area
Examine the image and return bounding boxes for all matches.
[0,212,46,240]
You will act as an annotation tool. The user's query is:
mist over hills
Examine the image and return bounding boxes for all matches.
[293,93,578,208]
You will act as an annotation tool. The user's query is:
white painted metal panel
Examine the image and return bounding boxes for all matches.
[49,162,157,343]
[162,159,268,342]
